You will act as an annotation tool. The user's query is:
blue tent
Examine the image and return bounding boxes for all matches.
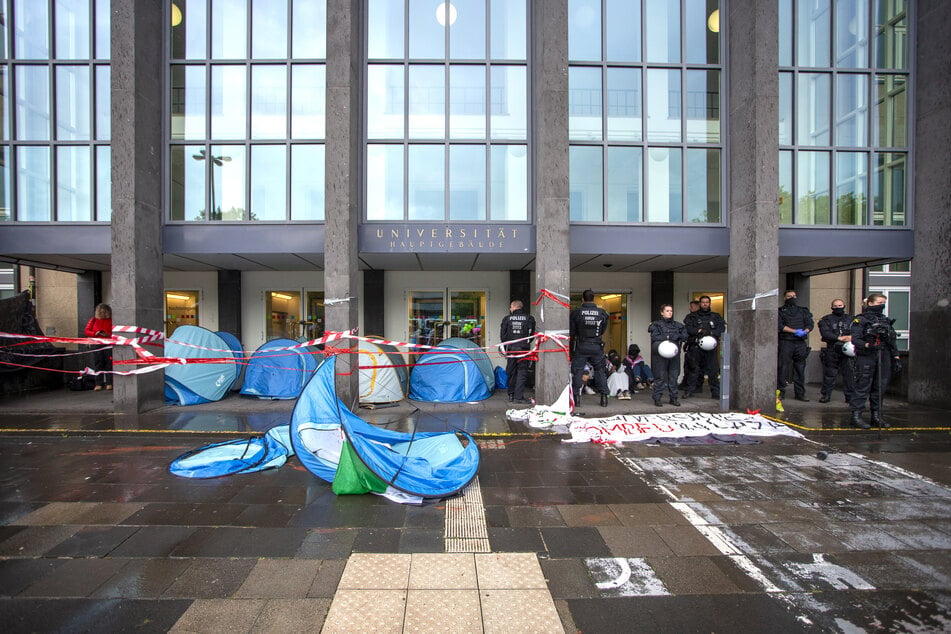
[169,425,294,478]
[409,337,495,403]
[240,338,320,399]
[290,355,480,498]
[215,330,246,391]
[164,326,239,405]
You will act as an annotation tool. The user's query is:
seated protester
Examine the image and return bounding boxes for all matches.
[623,344,653,390]
[581,363,597,395]
[606,350,631,399]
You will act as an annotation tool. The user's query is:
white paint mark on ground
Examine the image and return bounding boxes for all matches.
[784,553,875,590]
[585,557,670,597]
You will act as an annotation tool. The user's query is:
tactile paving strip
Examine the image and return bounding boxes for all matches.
[445,477,491,553]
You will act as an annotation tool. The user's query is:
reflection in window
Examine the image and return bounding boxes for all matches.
[211,0,247,59]
[14,0,50,60]
[251,145,287,220]
[291,145,325,220]
[569,146,602,222]
[647,147,682,223]
[797,151,830,224]
[56,66,91,141]
[569,67,602,141]
[686,148,720,223]
[874,0,907,70]
[96,146,111,221]
[170,145,206,221]
[211,65,247,139]
[0,148,9,221]
[645,0,681,63]
[16,66,50,141]
[836,151,866,224]
[266,290,301,340]
[17,146,51,221]
[170,65,207,140]
[165,290,201,337]
[835,0,868,67]
[873,151,905,226]
[252,0,288,59]
[606,68,642,142]
[408,144,445,220]
[779,150,793,223]
[875,74,906,147]
[55,0,90,59]
[449,145,485,220]
[606,146,642,222]
[797,73,830,146]
[490,145,527,220]
[251,66,288,139]
[366,144,404,221]
[797,0,831,67]
[685,70,720,143]
[835,74,867,146]
[56,146,91,221]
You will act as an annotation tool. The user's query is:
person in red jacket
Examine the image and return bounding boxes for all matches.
[84,303,113,390]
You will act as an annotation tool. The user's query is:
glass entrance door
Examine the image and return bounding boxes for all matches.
[408,289,487,349]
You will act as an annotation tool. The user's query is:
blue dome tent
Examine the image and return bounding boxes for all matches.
[240,338,320,399]
[164,326,239,406]
[409,337,495,403]
[215,330,246,391]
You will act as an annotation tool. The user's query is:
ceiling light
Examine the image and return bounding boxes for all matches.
[271,292,294,300]
[707,9,720,33]
[166,293,191,301]
[171,3,183,27]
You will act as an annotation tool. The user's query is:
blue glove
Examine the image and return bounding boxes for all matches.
[794,329,807,337]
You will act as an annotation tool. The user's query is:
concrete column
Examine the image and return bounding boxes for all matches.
[909,1,951,408]
[650,272,674,316]
[727,0,780,413]
[110,0,165,413]
[324,0,361,405]
[217,270,241,338]
[532,1,571,405]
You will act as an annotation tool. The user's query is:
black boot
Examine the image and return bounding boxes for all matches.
[818,394,831,403]
[870,411,889,428]
[850,411,870,429]
[654,399,662,407]
[669,398,681,406]
[600,393,608,407]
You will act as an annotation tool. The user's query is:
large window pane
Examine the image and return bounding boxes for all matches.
[170,145,206,221]
[646,147,682,222]
[291,65,325,138]
[797,0,831,67]
[368,0,405,59]
[778,72,793,145]
[873,151,905,226]
[449,145,485,220]
[14,0,50,59]
[95,66,110,140]
[251,65,287,139]
[607,146,642,222]
[0,69,7,140]
[874,0,907,69]
[56,146,91,221]
[210,145,245,220]
[645,0,680,63]
[779,0,793,65]
[606,0,640,62]
[835,74,867,147]
[490,145,527,220]
[292,0,327,58]
[450,0,485,59]
[779,150,793,223]
[685,70,719,143]
[685,0,719,64]
[408,65,444,138]
[797,150,830,224]
[55,0,90,59]
[836,0,868,67]
[56,66,91,141]
[0,148,9,221]
[171,65,207,140]
[874,74,906,147]
[568,0,601,62]
[606,68,641,142]
[250,145,287,220]
[95,146,110,221]
[16,66,50,140]
[252,0,288,59]
[686,148,720,223]
[836,151,867,225]
[797,73,830,146]
[291,144,324,220]
[569,146,602,222]
[449,65,486,139]
[490,0,525,60]
[211,0,247,59]
[409,0,446,59]
[646,69,681,143]
[211,66,247,139]
[367,144,404,220]
[367,65,404,139]
[490,66,526,140]
[569,67,602,141]
[171,0,207,60]
[95,0,110,58]
[17,146,51,221]
[408,144,445,220]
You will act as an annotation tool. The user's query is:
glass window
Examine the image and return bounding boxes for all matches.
[606,146,642,222]
[1,68,7,140]
[211,144,245,220]
[291,144,325,220]
[569,67,602,141]
[568,0,601,62]
[685,70,719,143]
[448,145,485,220]
[490,66,526,139]
[250,145,287,220]
[685,0,719,65]
[171,65,207,140]
[95,66,110,140]
[95,0,110,58]
[211,65,247,139]
[56,146,91,221]
[874,0,907,70]
[779,72,793,145]
[779,150,793,223]
[686,148,720,223]
[291,65,326,138]
[489,144,527,220]
[251,65,288,139]
[0,148,9,221]
[165,290,201,336]
[408,144,445,219]
[606,68,641,142]
[14,0,50,59]
[569,145,602,222]
[605,0,641,63]
[367,65,404,139]
[835,74,867,146]
[646,147,682,222]
[874,74,906,147]
[797,72,830,146]
[368,0,405,59]
[645,0,680,63]
[490,0,526,60]
[450,0,485,59]
[366,144,404,220]
[56,66,91,141]
[292,0,327,58]
[779,0,793,66]
[55,0,90,59]
[797,150,830,224]
[873,151,905,226]
[836,151,866,224]
[797,0,831,67]
[252,0,288,59]
[303,291,326,340]
[95,146,111,221]
[16,66,50,140]
[171,0,208,60]
[408,65,444,139]
[170,145,206,221]
[646,69,681,143]
[409,0,446,59]
[211,0,247,59]
[266,290,302,340]
[449,65,486,139]
[836,0,868,67]
[17,146,51,221]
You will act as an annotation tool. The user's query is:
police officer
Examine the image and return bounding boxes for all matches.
[570,289,609,407]
[849,292,901,429]
[817,298,854,404]
[683,295,725,399]
[648,304,687,407]
[777,289,814,402]
[500,300,536,403]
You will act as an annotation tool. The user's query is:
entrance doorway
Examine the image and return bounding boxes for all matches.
[408,289,487,350]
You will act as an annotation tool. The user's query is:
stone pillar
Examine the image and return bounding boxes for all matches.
[217,270,242,338]
[110,0,165,413]
[650,272,674,316]
[324,0,361,405]
[532,1,571,405]
[727,0,780,413]
[909,1,951,408]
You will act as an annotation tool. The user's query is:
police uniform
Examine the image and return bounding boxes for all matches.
[817,308,855,403]
[849,305,900,427]
[777,299,814,400]
[570,301,609,404]
[648,317,687,405]
[500,307,536,401]
[683,308,725,398]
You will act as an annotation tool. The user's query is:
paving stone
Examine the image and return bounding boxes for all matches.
[108,525,197,557]
[762,522,849,553]
[162,559,257,599]
[487,527,544,553]
[170,598,266,633]
[234,559,322,599]
[45,525,139,557]
[0,598,192,632]
[409,553,477,589]
[596,526,675,558]
[352,527,402,553]
[557,504,622,527]
[480,589,562,633]
[0,558,65,596]
[822,521,917,551]
[91,559,192,598]
[405,589,482,632]
[608,503,689,526]
[19,558,128,598]
[540,526,612,558]
[338,553,411,590]
[295,527,357,559]
[539,558,599,599]
[474,553,547,590]
[398,528,443,553]
[645,555,747,595]
[656,524,724,556]
[308,559,347,598]
[0,525,77,557]
[505,505,566,527]
[321,589,406,633]
[249,598,332,633]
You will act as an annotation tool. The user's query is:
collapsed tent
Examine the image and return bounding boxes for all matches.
[240,338,320,399]
[359,340,408,404]
[290,355,480,498]
[164,326,239,405]
[169,425,293,478]
[408,337,495,403]
[215,330,246,391]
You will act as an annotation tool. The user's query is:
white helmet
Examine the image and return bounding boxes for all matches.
[842,342,856,357]
[658,340,678,359]
[699,336,717,351]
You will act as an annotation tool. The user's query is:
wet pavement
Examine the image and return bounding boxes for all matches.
[1,383,950,632]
